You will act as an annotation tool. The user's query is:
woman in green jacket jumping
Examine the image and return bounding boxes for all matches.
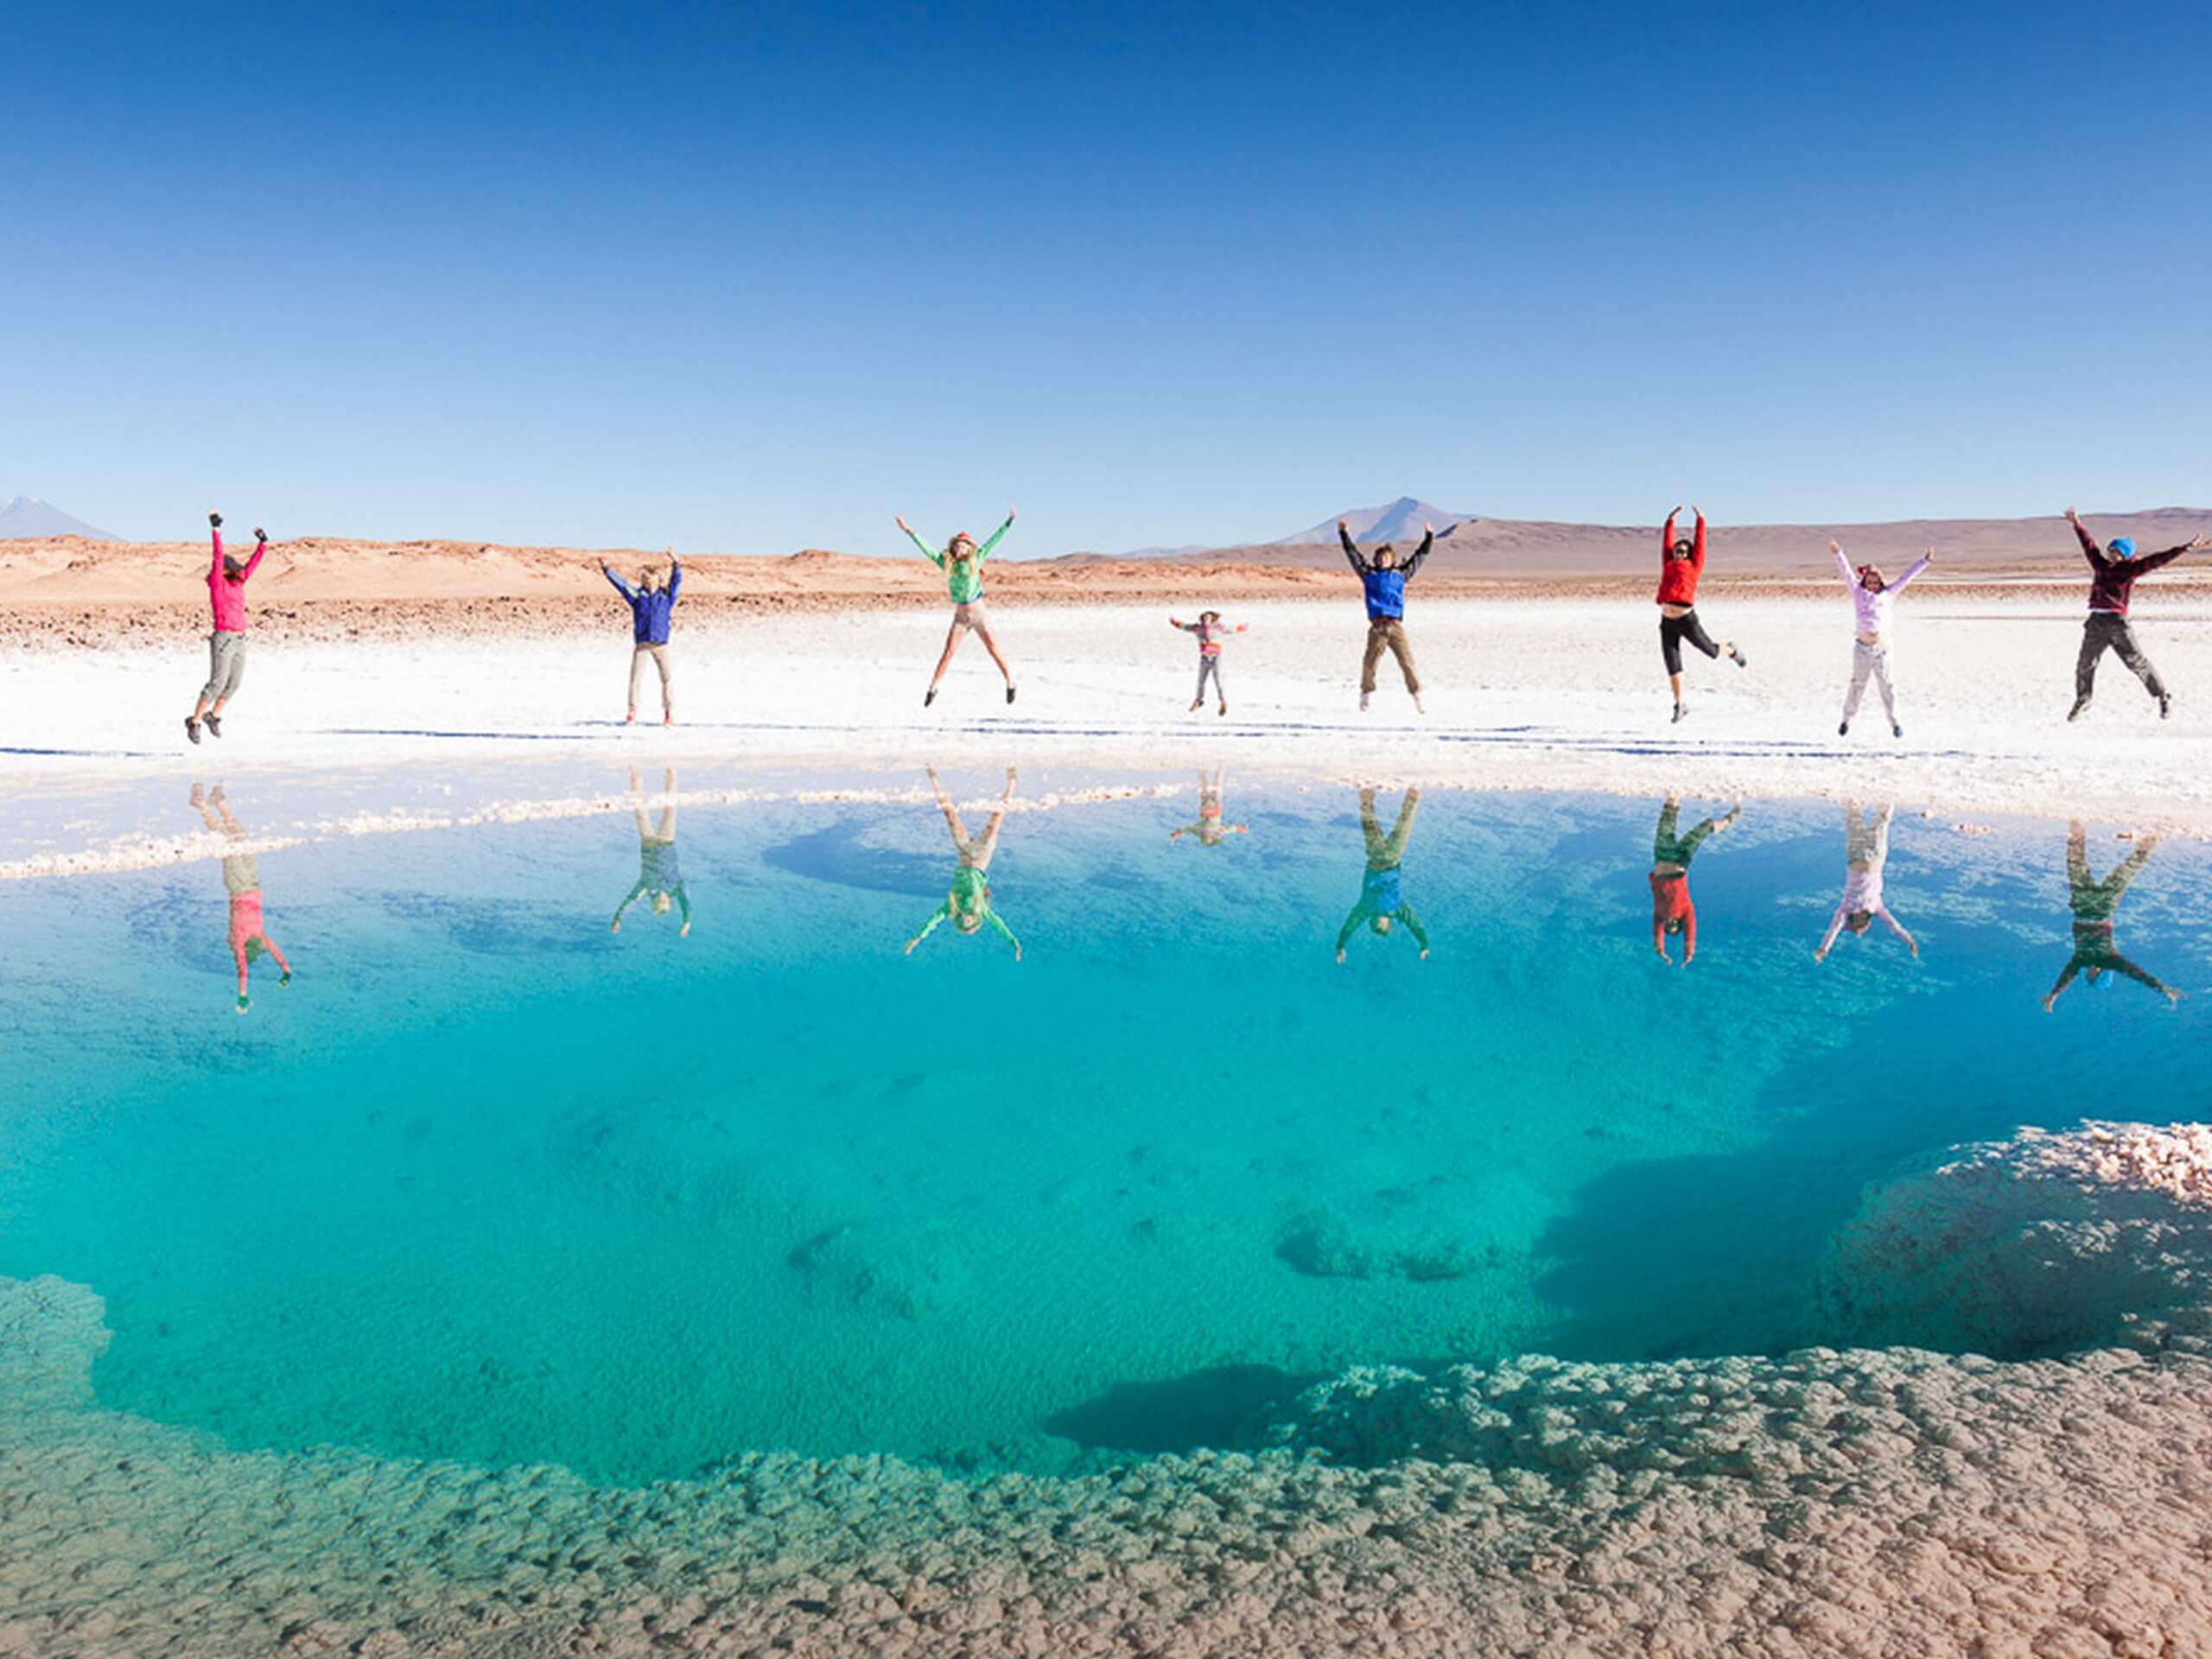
[899,507,1018,706]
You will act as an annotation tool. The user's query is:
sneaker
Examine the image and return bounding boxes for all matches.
[1217,702,1227,718]
[2067,696,2091,723]
[1006,685,1017,705]
[1359,691,1371,712]
[1892,722,1904,739]
[2159,694,2173,721]
[925,688,937,707]
[185,716,201,746]
[663,713,673,727]
[625,709,637,725]
[1190,698,1203,713]
[1672,703,1688,724]
[1412,694,1426,715]
[1837,720,1849,736]
[204,714,223,739]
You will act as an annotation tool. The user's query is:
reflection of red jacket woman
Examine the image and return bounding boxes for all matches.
[227,883,290,1001]
[1648,796,1738,966]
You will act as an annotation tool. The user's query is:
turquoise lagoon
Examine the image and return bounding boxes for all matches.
[2,764,2206,1484]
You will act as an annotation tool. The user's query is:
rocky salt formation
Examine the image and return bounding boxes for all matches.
[9,1122,2212,1656]
[1819,1120,2212,1357]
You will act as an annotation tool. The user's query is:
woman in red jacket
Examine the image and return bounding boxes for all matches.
[1656,505,1747,722]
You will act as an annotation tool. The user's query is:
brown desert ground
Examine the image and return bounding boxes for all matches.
[3,508,2207,647]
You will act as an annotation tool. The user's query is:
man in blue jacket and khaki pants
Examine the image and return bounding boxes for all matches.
[601,552,683,725]
[1340,517,1437,714]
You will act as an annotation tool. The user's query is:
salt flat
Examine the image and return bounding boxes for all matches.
[7,592,2211,832]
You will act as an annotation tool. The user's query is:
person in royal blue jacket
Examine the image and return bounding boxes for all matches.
[600,551,683,725]
[1338,517,1440,713]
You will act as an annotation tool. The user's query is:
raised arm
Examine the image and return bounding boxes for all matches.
[2130,544,2191,577]
[209,518,226,578]
[2065,508,2105,568]
[1886,550,1932,594]
[237,529,269,583]
[1661,508,1680,566]
[601,562,638,601]
[976,509,1015,563]
[1690,510,1707,575]
[1829,538,1853,585]
[898,518,944,568]
[666,556,683,603]
[1339,519,1370,576]
[1399,525,1436,580]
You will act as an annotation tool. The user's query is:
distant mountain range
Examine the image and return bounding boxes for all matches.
[1123,505,2212,578]
[0,497,115,540]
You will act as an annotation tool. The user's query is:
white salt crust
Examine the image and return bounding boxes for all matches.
[8,1122,2212,1656]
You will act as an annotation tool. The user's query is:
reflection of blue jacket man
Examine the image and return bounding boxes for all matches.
[603,558,682,643]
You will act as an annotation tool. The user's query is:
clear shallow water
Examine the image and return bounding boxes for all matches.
[3,765,2208,1482]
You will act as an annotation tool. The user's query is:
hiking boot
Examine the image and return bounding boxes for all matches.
[185,716,201,746]
[925,688,937,707]
[1190,698,1204,713]
[1359,691,1371,713]
[1006,685,1017,705]
[1217,702,1227,718]
[2067,696,2091,722]
[1412,693,1426,715]
[1838,720,1849,736]
[204,714,223,738]
[2159,694,2173,721]
[1892,722,1904,739]
[1729,647,1748,668]
[1672,703,1688,724]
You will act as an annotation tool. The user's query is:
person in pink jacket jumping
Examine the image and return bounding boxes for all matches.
[187,511,270,745]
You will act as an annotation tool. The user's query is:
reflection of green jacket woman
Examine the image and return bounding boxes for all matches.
[612,766,691,937]
[1336,787,1427,961]
[906,766,1021,958]
[2043,822,2177,1009]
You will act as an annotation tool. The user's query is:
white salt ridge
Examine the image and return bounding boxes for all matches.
[8,1121,2212,1655]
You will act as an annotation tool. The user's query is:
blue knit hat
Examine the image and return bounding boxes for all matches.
[2109,537,2137,559]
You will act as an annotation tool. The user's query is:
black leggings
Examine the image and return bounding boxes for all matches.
[1659,609,1720,676]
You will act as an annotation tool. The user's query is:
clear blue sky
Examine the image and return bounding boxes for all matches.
[6,1,2208,553]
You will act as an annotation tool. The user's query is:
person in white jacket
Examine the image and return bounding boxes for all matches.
[1830,538,1932,739]
[1813,802,1916,961]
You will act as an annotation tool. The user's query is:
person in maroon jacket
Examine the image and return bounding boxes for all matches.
[1656,505,1747,723]
[2063,507,2211,722]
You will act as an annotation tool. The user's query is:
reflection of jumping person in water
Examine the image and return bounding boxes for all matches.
[1336,786,1428,962]
[1649,794,1739,967]
[906,766,1021,957]
[2043,822,2179,1010]
[1169,765,1249,849]
[1814,803,1917,960]
[191,782,290,1014]
[612,766,691,937]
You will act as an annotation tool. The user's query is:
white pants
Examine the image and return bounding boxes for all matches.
[1842,640,1897,723]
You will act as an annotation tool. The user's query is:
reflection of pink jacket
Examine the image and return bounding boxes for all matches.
[227,890,289,995]
[208,528,266,632]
